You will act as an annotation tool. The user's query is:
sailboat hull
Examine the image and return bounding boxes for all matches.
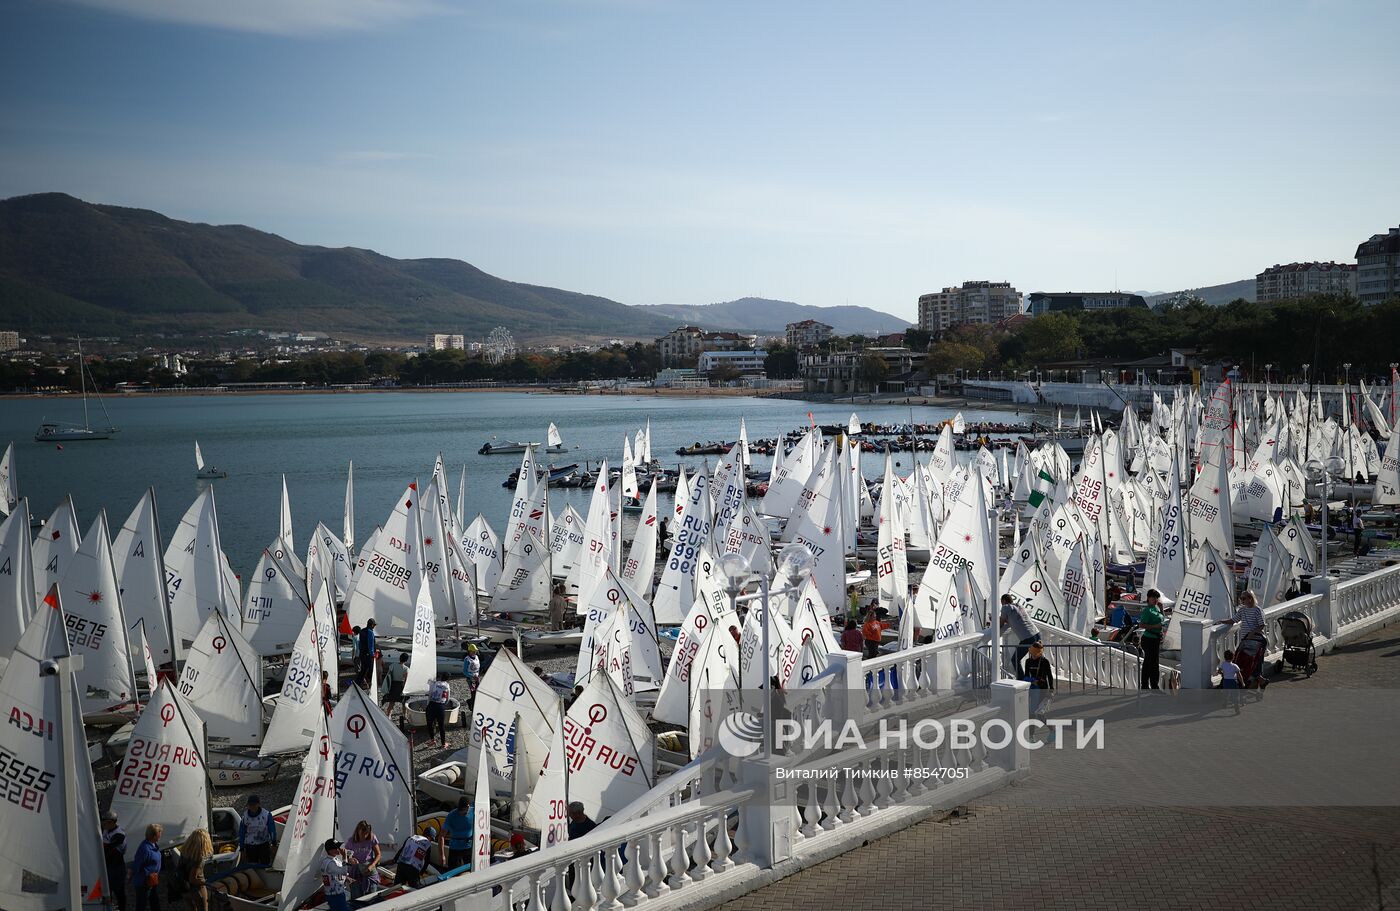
[34,424,117,442]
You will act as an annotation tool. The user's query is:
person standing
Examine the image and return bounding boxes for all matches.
[440,797,474,870]
[462,645,481,698]
[861,609,889,659]
[177,829,212,911]
[129,824,163,911]
[384,652,409,712]
[345,820,381,898]
[1138,588,1165,690]
[425,677,450,748]
[358,619,378,687]
[394,826,435,888]
[101,811,128,911]
[839,618,863,653]
[1022,642,1055,732]
[566,802,597,839]
[1220,590,1268,687]
[238,795,278,865]
[1220,649,1243,713]
[999,593,1041,679]
[549,582,568,631]
[320,840,352,911]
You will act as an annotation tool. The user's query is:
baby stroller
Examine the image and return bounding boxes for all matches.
[1233,631,1269,690]
[1275,610,1318,677]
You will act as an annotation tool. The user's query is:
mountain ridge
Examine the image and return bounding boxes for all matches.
[636,297,910,336]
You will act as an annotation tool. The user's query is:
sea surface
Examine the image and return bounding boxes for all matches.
[2,391,1017,578]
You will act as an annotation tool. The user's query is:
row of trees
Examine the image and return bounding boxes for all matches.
[924,295,1400,381]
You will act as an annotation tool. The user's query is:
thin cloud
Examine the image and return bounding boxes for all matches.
[56,0,449,35]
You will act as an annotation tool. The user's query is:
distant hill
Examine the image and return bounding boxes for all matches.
[1146,278,1255,308]
[635,297,910,337]
[0,193,680,342]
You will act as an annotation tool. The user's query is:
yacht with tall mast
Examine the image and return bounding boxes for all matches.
[34,336,118,442]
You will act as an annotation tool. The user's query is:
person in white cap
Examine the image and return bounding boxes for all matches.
[320,839,351,911]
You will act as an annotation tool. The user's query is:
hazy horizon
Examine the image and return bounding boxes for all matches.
[3,0,1396,321]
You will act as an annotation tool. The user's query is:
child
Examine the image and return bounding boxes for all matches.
[462,644,481,698]
[1219,649,1243,713]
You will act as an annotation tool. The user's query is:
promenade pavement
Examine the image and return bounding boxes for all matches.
[729,626,1400,911]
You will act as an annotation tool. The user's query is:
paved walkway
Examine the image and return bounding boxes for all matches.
[729,625,1400,911]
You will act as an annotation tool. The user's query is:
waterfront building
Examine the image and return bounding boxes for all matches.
[1356,227,1400,305]
[1026,291,1148,316]
[918,281,1022,331]
[1254,263,1356,304]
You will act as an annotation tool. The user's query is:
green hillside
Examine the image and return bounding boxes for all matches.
[0,193,679,341]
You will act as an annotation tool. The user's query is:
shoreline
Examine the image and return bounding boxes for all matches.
[0,385,1052,414]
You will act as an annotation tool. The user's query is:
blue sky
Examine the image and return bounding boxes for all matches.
[2,0,1397,321]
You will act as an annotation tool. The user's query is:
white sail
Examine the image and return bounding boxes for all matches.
[112,490,174,665]
[686,620,742,758]
[110,681,208,848]
[275,713,337,911]
[242,544,307,658]
[132,618,159,688]
[1145,457,1189,602]
[652,566,734,727]
[710,446,747,543]
[1187,449,1234,562]
[332,684,414,853]
[308,522,352,602]
[0,589,107,909]
[308,576,339,696]
[928,423,956,484]
[473,743,491,870]
[584,569,661,696]
[621,436,639,503]
[509,711,546,829]
[345,485,420,634]
[32,496,81,605]
[58,512,138,715]
[723,499,773,579]
[455,464,467,530]
[760,427,817,517]
[0,443,16,516]
[1059,538,1094,637]
[912,458,997,639]
[550,505,586,579]
[177,610,263,747]
[738,416,751,467]
[466,648,560,796]
[547,422,564,449]
[463,514,503,595]
[1375,431,1399,506]
[876,452,909,618]
[522,704,569,845]
[164,488,239,660]
[495,467,552,612]
[401,581,437,697]
[568,466,613,603]
[1002,537,1067,630]
[419,472,458,627]
[1163,539,1234,651]
[343,460,356,550]
[194,440,206,472]
[1246,525,1292,608]
[556,673,653,820]
[278,475,294,553]
[737,599,801,692]
[782,446,845,614]
[261,614,324,756]
[653,466,713,625]
[0,501,37,659]
[621,481,659,599]
[444,531,479,627]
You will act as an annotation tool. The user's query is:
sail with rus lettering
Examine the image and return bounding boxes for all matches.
[653,466,712,625]
[553,673,654,821]
[177,610,263,747]
[332,685,414,854]
[110,681,208,848]
[261,615,324,756]
[274,713,338,911]
[0,589,107,910]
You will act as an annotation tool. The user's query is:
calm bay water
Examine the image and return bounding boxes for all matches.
[2,391,1014,578]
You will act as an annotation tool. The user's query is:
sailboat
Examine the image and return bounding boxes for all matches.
[477,422,568,455]
[34,337,119,442]
[194,440,228,479]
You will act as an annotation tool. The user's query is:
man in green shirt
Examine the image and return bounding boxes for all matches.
[1137,589,1165,690]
